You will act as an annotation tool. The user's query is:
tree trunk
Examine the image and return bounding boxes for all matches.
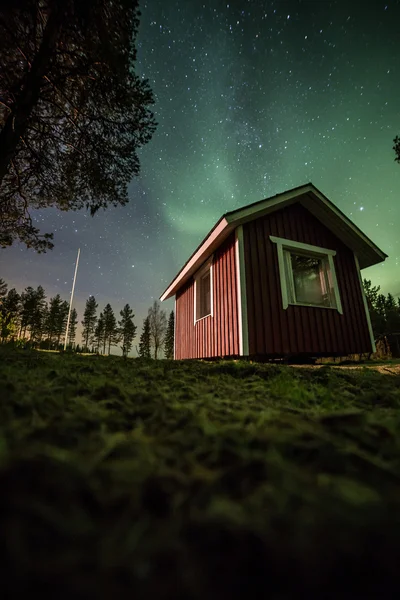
[108,338,111,355]
[0,4,68,185]
[103,337,106,355]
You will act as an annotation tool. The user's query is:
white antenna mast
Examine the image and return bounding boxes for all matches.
[64,248,80,351]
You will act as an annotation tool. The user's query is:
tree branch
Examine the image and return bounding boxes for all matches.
[10,159,33,228]
[27,123,85,157]
[40,96,84,133]
[42,74,83,120]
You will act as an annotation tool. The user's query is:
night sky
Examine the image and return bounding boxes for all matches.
[2,0,400,342]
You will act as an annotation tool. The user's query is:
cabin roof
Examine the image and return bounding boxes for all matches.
[160,182,387,301]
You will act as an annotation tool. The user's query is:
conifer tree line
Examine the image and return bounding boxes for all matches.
[0,277,174,357]
[0,278,73,349]
[4,273,400,354]
[363,280,400,338]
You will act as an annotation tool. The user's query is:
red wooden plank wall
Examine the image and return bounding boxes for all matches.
[243,203,372,356]
[175,232,239,359]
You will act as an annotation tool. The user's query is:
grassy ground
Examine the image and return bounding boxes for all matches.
[1,348,400,598]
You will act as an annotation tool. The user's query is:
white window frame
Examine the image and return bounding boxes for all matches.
[270,236,343,314]
[194,256,213,324]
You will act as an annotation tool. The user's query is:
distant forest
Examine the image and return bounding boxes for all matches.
[1,276,399,357]
[0,278,174,359]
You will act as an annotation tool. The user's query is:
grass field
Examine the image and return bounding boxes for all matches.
[1,348,400,598]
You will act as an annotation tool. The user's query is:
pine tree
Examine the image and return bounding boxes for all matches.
[0,278,7,299]
[93,311,105,354]
[373,293,388,337]
[386,293,397,311]
[56,300,69,346]
[20,285,46,341]
[46,294,63,347]
[138,316,151,358]
[363,280,388,338]
[164,310,175,359]
[385,293,400,333]
[394,135,400,164]
[118,304,136,357]
[363,282,400,338]
[67,308,78,347]
[19,287,34,338]
[148,300,167,359]
[0,0,156,251]
[363,279,380,311]
[81,296,97,350]
[31,286,47,342]
[0,287,20,341]
[103,303,118,355]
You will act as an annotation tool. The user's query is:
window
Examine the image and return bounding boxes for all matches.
[270,236,343,313]
[194,258,213,322]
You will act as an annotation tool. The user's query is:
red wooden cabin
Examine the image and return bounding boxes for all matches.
[160,183,387,360]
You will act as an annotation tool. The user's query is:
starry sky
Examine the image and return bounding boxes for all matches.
[2,0,400,343]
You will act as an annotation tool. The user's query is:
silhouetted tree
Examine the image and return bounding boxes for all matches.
[363,279,380,311]
[103,303,118,355]
[56,299,69,345]
[138,316,151,358]
[164,310,175,359]
[148,300,167,359]
[0,287,20,341]
[67,307,78,347]
[375,293,388,335]
[363,279,400,338]
[394,136,400,164]
[93,311,105,353]
[81,296,97,350]
[363,279,384,337]
[19,285,46,340]
[0,278,7,299]
[19,287,33,338]
[46,294,63,346]
[30,286,47,342]
[118,303,136,357]
[385,293,400,333]
[0,0,156,251]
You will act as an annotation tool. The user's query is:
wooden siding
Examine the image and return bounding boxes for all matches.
[243,203,372,356]
[175,233,239,359]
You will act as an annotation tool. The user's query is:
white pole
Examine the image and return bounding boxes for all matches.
[64,248,80,351]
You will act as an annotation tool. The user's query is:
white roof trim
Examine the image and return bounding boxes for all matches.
[160,184,387,301]
[225,184,314,224]
[160,217,232,301]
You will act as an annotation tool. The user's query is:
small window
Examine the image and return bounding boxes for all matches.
[270,236,343,313]
[287,252,333,307]
[194,259,213,321]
